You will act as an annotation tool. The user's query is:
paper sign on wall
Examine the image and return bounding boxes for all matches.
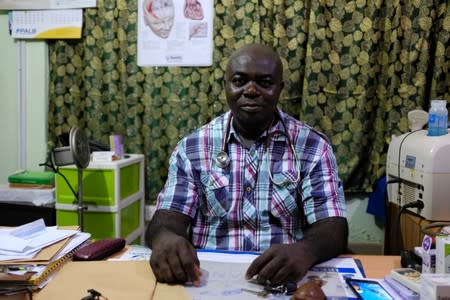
[0,0,96,10]
[10,9,83,39]
[137,0,214,67]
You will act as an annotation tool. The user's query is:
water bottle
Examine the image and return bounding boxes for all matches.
[427,99,448,136]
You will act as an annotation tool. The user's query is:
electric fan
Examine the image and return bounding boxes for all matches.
[53,127,90,231]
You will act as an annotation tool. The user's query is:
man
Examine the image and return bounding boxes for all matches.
[146,43,348,286]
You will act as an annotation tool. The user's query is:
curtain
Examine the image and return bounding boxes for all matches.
[47,0,450,202]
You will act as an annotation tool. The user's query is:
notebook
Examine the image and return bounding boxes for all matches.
[0,231,90,289]
[0,248,76,288]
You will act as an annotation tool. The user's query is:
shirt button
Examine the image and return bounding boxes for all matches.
[246,186,252,193]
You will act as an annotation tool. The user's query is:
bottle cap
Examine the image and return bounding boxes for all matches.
[431,99,447,107]
[408,109,428,131]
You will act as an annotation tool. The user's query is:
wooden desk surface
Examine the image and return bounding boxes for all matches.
[348,255,401,278]
[29,255,401,300]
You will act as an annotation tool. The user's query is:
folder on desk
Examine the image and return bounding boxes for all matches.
[34,261,191,300]
[0,228,90,290]
[0,234,89,287]
[2,235,72,265]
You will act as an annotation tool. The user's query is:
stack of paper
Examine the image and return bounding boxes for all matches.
[0,218,90,295]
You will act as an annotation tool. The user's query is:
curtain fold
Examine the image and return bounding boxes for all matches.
[47,0,450,201]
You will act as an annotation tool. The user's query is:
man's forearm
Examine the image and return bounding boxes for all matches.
[297,217,348,264]
[145,209,192,248]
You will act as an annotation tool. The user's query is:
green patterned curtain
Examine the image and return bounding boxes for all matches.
[47,0,450,202]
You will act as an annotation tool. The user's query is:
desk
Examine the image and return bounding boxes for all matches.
[348,255,400,278]
[31,255,400,300]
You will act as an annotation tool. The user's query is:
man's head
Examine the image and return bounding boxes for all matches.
[225,44,284,140]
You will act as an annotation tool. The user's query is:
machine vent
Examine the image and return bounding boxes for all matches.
[401,181,417,204]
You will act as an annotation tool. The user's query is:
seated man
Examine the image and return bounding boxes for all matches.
[146,43,348,286]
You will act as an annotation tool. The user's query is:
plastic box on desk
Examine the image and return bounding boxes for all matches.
[55,154,145,244]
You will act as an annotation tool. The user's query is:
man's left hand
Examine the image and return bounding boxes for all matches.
[245,243,315,285]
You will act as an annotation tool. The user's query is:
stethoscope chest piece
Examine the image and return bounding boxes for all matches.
[215,151,230,169]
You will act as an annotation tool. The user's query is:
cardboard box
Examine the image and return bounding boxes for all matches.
[420,273,450,300]
[421,235,436,273]
[436,236,450,274]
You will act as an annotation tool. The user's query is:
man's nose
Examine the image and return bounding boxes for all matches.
[244,81,259,96]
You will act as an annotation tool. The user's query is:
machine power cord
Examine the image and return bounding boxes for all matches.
[397,200,425,252]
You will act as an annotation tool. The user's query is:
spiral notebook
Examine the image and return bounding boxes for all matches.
[0,232,90,288]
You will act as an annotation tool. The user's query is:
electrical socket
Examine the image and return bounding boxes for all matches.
[144,205,156,222]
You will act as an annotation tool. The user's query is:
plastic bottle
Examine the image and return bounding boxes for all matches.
[427,99,448,136]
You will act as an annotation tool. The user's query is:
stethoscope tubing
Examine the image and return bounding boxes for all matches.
[215,111,300,185]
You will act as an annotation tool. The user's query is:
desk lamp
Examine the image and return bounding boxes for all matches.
[52,127,90,231]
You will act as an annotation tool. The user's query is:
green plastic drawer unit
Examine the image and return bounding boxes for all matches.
[56,197,143,242]
[55,154,145,244]
[56,154,143,207]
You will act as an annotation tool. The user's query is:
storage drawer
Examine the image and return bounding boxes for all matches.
[56,197,143,242]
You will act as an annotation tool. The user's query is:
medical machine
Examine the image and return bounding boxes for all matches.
[386,129,450,221]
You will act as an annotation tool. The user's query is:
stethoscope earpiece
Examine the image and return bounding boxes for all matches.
[215,151,230,169]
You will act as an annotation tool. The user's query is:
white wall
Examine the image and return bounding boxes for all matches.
[0,13,48,183]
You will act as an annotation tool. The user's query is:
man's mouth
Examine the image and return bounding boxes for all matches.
[239,102,264,113]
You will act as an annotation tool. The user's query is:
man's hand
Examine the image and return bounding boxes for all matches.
[146,210,201,285]
[246,217,348,285]
[245,243,315,285]
[150,230,201,285]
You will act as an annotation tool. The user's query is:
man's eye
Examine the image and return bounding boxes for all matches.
[258,80,273,87]
[232,78,245,86]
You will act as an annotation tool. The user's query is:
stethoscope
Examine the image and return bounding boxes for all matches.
[215,111,300,185]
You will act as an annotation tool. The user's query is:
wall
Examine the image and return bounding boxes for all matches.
[0,13,48,183]
[0,13,384,253]
[347,194,384,253]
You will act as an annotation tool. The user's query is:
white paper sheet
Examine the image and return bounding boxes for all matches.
[0,219,79,260]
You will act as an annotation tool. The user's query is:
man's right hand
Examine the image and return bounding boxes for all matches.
[146,210,201,285]
[150,230,201,284]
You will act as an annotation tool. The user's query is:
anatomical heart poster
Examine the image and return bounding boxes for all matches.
[137,0,213,66]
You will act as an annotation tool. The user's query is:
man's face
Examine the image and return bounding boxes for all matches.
[225,46,284,137]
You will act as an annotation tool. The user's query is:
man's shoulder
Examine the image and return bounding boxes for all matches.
[280,110,331,144]
[182,113,227,141]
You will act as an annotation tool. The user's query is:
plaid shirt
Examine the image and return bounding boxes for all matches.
[156,109,346,251]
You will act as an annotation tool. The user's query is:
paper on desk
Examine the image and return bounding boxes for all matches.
[0,219,78,260]
[185,253,365,300]
[0,234,29,252]
[0,218,46,252]
[53,231,90,260]
[108,244,151,261]
[197,249,260,263]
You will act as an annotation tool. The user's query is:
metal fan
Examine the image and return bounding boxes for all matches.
[53,127,90,231]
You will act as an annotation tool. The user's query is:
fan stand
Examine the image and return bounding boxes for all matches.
[77,168,85,231]
[69,127,91,232]
[52,127,90,232]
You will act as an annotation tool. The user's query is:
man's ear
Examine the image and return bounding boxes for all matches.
[280,80,285,90]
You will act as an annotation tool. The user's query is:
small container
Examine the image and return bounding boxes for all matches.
[428,99,448,136]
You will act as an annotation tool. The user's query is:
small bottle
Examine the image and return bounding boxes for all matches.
[427,99,448,136]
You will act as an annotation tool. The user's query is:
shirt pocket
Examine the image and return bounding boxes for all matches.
[199,171,230,218]
[270,172,299,221]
